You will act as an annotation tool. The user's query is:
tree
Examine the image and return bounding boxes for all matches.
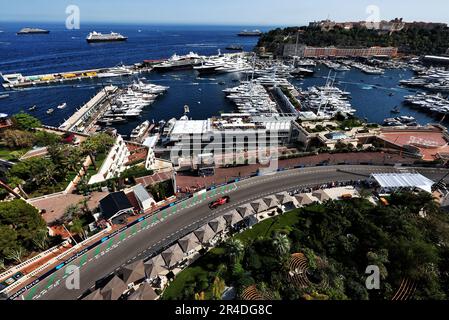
[34,162,59,187]
[8,157,56,188]
[272,233,291,256]
[34,130,61,147]
[224,239,244,264]
[81,133,115,166]
[32,230,49,251]
[121,166,153,180]
[62,147,83,174]
[61,204,81,224]
[0,225,18,259]
[78,197,91,215]
[367,249,389,280]
[359,188,372,200]
[212,276,226,300]
[0,199,47,262]
[4,246,26,264]
[11,112,41,131]
[0,258,5,271]
[70,218,86,240]
[2,129,35,149]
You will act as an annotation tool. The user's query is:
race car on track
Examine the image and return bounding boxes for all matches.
[209,196,230,210]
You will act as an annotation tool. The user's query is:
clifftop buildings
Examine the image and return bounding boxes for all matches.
[309,18,447,33]
[284,45,398,58]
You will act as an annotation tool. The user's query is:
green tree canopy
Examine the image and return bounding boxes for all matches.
[0,199,47,262]
[81,133,115,155]
[11,112,42,131]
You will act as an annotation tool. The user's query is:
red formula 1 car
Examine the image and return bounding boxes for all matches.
[209,196,230,210]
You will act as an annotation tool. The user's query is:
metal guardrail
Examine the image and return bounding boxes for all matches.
[5,161,448,299]
[0,241,70,281]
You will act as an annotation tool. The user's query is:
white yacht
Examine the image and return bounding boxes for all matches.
[130,120,151,140]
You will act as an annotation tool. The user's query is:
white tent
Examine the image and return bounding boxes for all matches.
[370,173,434,193]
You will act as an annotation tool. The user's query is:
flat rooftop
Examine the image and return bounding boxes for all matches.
[379,128,449,161]
[170,120,209,136]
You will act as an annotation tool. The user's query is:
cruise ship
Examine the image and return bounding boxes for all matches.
[17,28,50,35]
[86,31,128,43]
[238,29,263,37]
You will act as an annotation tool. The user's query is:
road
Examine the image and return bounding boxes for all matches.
[12,165,449,300]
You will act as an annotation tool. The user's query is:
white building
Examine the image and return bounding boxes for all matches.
[88,135,130,184]
[143,135,158,171]
[164,114,296,167]
[370,173,435,195]
[132,184,156,211]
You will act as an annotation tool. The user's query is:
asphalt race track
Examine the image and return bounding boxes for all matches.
[11,165,449,300]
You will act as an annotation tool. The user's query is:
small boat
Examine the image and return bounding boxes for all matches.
[0,94,9,99]
[57,103,67,109]
[390,106,401,114]
[226,45,243,51]
[47,108,55,114]
[29,105,37,111]
[398,116,416,123]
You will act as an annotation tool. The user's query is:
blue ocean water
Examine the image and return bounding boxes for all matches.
[0,22,445,135]
[0,23,267,134]
[294,66,442,127]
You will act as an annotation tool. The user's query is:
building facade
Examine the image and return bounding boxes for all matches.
[88,135,131,184]
[163,115,296,167]
[284,45,398,58]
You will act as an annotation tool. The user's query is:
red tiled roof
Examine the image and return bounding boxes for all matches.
[135,172,173,187]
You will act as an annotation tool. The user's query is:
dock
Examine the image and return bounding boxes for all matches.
[59,85,118,133]
[1,64,150,90]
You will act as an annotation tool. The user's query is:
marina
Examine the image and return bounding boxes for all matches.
[1,24,449,137]
[400,67,449,92]
[297,75,357,119]
[1,64,145,90]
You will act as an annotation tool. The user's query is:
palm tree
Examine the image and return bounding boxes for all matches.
[34,164,58,187]
[62,204,80,224]
[272,233,291,256]
[32,230,49,251]
[78,197,91,215]
[63,148,82,174]
[5,246,26,264]
[70,218,86,240]
[264,216,280,237]
[81,139,99,170]
[212,277,226,300]
[224,239,244,264]
[81,133,115,171]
